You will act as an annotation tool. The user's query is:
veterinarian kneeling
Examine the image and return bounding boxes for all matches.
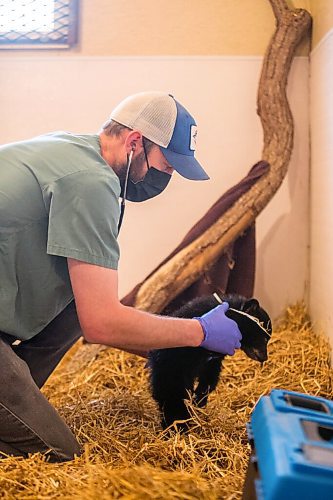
[0,92,242,462]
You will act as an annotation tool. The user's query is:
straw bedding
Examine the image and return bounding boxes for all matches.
[0,303,332,499]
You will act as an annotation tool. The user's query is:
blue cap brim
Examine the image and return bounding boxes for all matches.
[161,148,210,181]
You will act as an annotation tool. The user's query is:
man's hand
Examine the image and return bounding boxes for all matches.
[195,302,242,355]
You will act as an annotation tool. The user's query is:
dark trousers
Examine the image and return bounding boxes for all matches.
[0,301,82,462]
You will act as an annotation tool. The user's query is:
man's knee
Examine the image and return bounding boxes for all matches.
[45,436,82,463]
[0,437,82,463]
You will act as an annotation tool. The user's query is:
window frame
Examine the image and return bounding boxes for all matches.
[0,0,79,49]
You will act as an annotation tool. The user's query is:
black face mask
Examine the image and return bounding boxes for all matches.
[117,145,172,232]
[122,166,171,202]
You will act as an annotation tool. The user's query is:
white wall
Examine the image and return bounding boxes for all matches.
[310,29,333,344]
[0,56,309,320]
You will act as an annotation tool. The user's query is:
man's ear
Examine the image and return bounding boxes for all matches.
[124,130,143,155]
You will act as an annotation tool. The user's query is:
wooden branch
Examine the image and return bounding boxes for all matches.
[270,0,291,19]
[63,1,312,371]
[132,0,311,314]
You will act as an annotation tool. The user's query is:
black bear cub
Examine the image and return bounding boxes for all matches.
[148,293,272,432]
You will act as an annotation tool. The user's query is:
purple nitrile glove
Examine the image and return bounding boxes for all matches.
[195,302,242,355]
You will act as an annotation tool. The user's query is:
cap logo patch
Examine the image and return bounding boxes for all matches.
[190,125,197,151]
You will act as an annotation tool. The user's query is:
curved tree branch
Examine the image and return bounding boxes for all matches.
[270,0,292,18]
[132,0,312,314]
[63,1,312,370]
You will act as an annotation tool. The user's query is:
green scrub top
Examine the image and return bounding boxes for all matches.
[0,131,121,340]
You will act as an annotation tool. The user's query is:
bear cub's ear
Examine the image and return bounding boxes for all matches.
[244,298,260,312]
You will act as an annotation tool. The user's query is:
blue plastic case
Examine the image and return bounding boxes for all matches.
[243,389,333,500]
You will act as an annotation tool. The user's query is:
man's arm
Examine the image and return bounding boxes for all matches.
[67,258,204,351]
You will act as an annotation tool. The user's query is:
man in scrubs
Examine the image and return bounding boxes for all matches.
[0,91,242,461]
